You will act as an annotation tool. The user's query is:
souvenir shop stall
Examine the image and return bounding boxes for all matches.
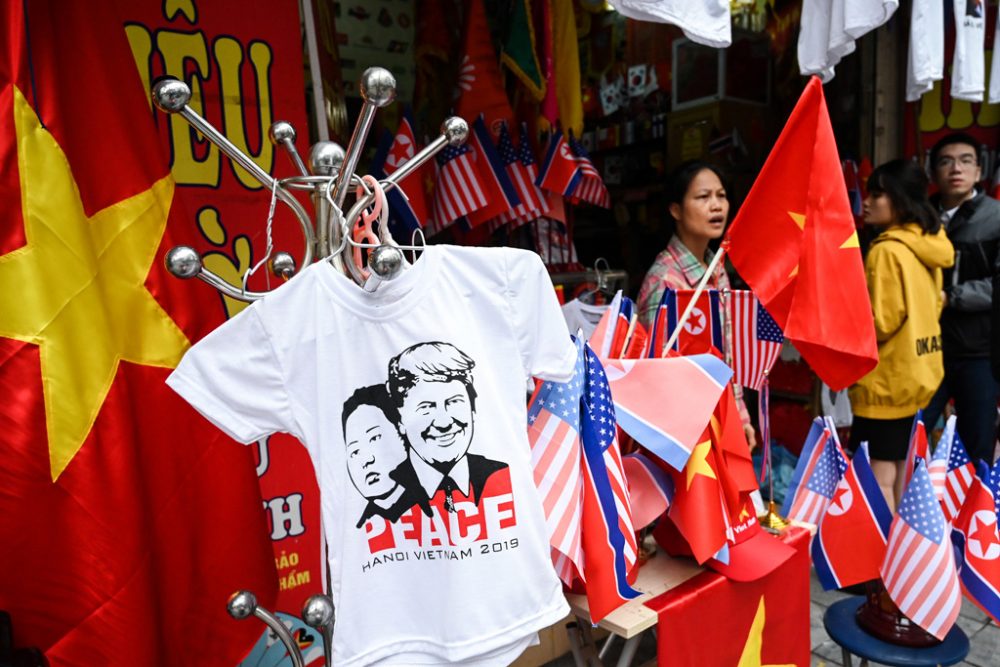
[3,2,1000,667]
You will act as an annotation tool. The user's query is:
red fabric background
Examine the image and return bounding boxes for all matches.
[645,527,811,666]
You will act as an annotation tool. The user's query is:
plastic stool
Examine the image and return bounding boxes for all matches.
[823,597,969,667]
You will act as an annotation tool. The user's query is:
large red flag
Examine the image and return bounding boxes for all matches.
[725,77,877,390]
[454,0,515,132]
[0,3,276,665]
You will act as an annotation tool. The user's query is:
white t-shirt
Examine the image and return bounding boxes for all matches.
[167,246,577,667]
[952,0,986,102]
[561,299,609,340]
[907,0,945,101]
[800,0,898,82]
[613,0,731,48]
[989,9,1000,102]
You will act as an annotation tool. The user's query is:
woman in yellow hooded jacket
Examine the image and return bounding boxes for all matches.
[848,159,954,508]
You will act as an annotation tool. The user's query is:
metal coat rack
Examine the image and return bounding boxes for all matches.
[151,67,468,666]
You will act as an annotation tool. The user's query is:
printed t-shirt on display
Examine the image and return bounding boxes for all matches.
[952,0,986,102]
[907,0,945,101]
[166,245,577,667]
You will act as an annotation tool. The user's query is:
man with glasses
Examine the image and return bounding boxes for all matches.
[923,132,1000,465]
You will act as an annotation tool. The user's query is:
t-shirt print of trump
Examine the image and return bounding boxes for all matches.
[350,342,517,555]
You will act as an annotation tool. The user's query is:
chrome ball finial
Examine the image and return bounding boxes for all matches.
[165,246,202,279]
[227,591,258,620]
[301,595,335,629]
[268,121,296,145]
[270,251,296,280]
[441,117,469,147]
[368,244,404,280]
[359,67,397,108]
[151,79,191,114]
[308,141,346,176]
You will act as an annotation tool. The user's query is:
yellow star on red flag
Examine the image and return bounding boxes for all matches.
[737,597,796,667]
[0,87,189,481]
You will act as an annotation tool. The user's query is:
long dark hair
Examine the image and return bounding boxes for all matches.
[666,160,727,217]
[867,159,941,234]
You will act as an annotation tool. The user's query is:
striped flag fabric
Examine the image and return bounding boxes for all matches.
[527,338,639,622]
[647,288,724,358]
[567,134,611,208]
[528,339,585,585]
[536,129,582,197]
[928,415,975,523]
[490,123,548,228]
[622,451,674,529]
[812,443,893,590]
[729,290,784,390]
[881,459,961,640]
[953,462,1000,624]
[781,418,849,524]
[466,115,522,227]
[603,354,733,472]
[588,291,623,359]
[428,142,487,234]
[580,343,640,621]
[989,460,1000,513]
[904,411,929,487]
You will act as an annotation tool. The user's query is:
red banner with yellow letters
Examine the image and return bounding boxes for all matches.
[117,1,327,659]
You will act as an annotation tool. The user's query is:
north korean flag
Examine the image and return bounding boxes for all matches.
[812,443,893,590]
[953,463,1000,624]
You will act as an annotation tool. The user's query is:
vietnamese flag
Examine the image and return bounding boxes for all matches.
[725,77,877,390]
[661,424,730,564]
[454,0,515,132]
[0,2,276,665]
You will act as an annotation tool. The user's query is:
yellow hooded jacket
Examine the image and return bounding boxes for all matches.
[849,224,955,419]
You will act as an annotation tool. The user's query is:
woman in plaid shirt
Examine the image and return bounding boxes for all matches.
[636,160,757,448]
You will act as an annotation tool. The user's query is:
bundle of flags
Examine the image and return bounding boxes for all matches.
[780,417,849,525]
[527,336,639,622]
[535,129,611,209]
[645,288,783,391]
[803,411,1000,641]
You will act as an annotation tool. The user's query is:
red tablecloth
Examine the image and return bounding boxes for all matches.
[644,526,811,666]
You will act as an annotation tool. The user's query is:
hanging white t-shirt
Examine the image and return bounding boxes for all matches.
[561,299,609,341]
[800,0,898,82]
[167,246,577,667]
[952,0,986,102]
[614,0,731,48]
[799,0,837,81]
[907,0,945,101]
[989,10,1000,102]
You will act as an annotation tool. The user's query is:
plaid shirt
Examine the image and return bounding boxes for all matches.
[636,235,751,425]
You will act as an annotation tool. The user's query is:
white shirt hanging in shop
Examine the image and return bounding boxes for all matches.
[799,0,899,82]
[989,8,1000,102]
[613,0,731,48]
[167,246,577,667]
[907,0,945,101]
[561,299,609,341]
[952,0,986,102]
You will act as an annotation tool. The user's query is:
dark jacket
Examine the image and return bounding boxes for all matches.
[932,191,1000,358]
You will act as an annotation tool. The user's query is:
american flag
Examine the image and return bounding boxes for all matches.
[527,338,640,621]
[567,134,611,209]
[490,123,548,228]
[782,421,849,524]
[928,416,975,523]
[528,340,585,584]
[989,459,1000,513]
[428,143,486,235]
[729,290,784,390]
[881,459,961,640]
[580,343,640,619]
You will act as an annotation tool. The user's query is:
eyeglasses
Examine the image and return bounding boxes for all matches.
[935,155,978,170]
